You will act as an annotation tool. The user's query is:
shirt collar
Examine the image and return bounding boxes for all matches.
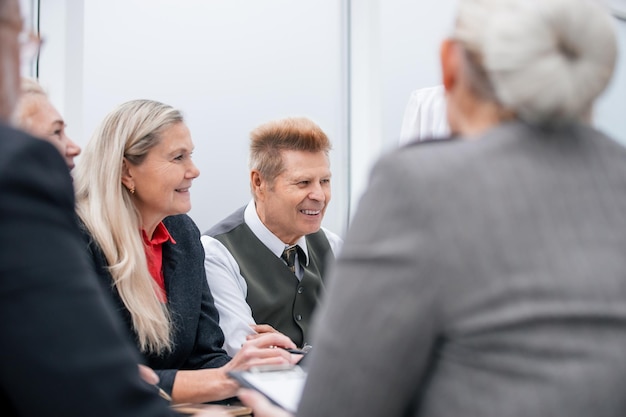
[244,199,309,265]
[141,221,176,246]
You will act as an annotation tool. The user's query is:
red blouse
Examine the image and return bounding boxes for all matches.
[141,222,176,303]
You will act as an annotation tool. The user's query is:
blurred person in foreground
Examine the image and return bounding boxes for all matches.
[0,0,208,415]
[73,99,297,406]
[239,0,626,416]
[12,77,81,169]
[202,117,342,356]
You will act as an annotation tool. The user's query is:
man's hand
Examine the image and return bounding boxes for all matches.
[224,332,295,372]
[248,323,279,337]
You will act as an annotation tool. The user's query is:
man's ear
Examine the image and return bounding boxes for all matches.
[440,38,459,93]
[120,158,134,190]
[250,170,264,200]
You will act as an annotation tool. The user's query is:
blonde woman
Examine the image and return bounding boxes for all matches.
[74,99,297,405]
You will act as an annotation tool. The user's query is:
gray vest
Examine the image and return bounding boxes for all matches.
[205,206,333,347]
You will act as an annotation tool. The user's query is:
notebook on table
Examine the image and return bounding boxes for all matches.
[228,364,307,413]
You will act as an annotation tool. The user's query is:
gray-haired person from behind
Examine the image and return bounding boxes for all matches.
[447,0,616,127]
[239,1,626,417]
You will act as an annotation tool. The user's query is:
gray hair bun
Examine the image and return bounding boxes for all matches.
[455,0,617,123]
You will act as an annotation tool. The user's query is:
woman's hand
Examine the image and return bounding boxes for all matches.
[137,364,159,385]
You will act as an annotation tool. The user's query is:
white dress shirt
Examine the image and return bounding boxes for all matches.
[399,85,450,145]
[201,200,343,356]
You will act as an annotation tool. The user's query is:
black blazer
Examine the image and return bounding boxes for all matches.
[0,124,175,416]
[83,214,231,394]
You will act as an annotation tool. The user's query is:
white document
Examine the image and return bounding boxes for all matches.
[228,365,307,413]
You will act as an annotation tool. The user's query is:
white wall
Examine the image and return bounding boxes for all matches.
[38,0,350,235]
[595,16,626,144]
[37,0,626,231]
[349,0,457,207]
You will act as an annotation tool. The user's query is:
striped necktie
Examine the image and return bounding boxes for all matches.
[281,246,299,273]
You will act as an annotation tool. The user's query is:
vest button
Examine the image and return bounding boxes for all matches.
[297,286,304,294]
[295,314,303,321]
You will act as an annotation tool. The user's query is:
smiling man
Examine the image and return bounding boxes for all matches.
[202,117,342,356]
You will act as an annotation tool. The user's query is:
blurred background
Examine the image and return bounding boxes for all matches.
[21,0,626,236]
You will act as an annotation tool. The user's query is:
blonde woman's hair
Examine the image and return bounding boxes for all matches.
[452,0,617,124]
[74,99,184,354]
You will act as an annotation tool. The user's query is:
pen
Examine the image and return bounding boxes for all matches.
[280,347,306,355]
[156,386,172,402]
[280,345,312,355]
